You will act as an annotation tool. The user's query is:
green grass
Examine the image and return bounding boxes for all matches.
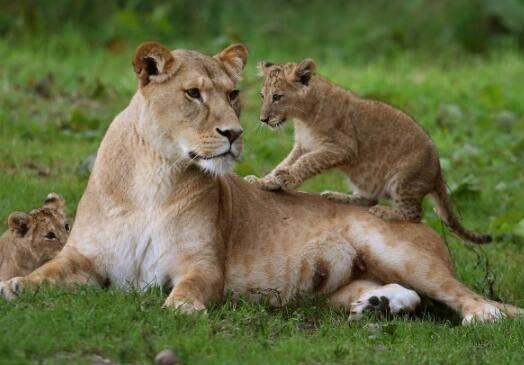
[1,33,524,364]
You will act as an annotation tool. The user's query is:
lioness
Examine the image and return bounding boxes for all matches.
[0,42,521,325]
[247,60,491,244]
[0,193,70,280]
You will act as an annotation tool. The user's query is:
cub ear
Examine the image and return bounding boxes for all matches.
[43,192,65,212]
[8,212,33,236]
[133,41,177,87]
[256,61,274,77]
[214,44,249,82]
[294,58,316,86]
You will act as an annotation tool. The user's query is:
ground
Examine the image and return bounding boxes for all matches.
[0,37,523,364]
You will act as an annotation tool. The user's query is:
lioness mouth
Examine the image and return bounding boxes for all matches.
[189,150,234,161]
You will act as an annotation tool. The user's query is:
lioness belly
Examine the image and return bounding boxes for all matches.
[223,230,358,305]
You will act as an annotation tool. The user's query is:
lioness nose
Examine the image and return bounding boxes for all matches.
[216,128,243,144]
[260,117,269,124]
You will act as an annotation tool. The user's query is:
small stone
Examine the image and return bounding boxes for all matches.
[155,348,180,365]
[495,110,517,126]
[436,103,464,127]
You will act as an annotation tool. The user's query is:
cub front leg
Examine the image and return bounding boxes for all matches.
[0,246,102,300]
[244,145,304,191]
[274,147,350,190]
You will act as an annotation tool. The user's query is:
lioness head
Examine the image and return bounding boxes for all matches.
[258,59,316,128]
[1,193,70,279]
[133,41,248,176]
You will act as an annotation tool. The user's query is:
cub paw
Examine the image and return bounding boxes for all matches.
[321,191,351,204]
[244,175,281,191]
[0,277,24,301]
[273,169,300,190]
[349,284,420,320]
[369,205,402,220]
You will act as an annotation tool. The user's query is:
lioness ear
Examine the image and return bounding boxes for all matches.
[256,61,274,77]
[133,41,176,87]
[294,58,316,86]
[43,192,65,212]
[8,212,33,236]
[214,44,249,82]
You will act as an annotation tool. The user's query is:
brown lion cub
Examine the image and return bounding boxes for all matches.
[0,193,70,280]
[245,59,491,244]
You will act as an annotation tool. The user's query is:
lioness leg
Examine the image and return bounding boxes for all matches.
[361,238,522,324]
[329,279,420,319]
[163,259,223,314]
[0,246,102,300]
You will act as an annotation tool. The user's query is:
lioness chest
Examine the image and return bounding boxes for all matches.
[76,207,183,289]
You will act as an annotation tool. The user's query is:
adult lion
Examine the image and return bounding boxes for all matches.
[0,42,521,324]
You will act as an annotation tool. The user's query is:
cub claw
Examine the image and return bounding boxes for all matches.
[244,175,281,191]
[273,169,299,190]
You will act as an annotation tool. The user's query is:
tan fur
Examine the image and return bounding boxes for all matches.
[0,43,520,325]
[248,60,491,244]
[0,193,69,280]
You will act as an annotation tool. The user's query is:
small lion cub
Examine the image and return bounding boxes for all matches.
[245,60,491,244]
[0,193,70,280]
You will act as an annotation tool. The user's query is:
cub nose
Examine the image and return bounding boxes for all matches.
[260,117,269,124]
[216,128,243,144]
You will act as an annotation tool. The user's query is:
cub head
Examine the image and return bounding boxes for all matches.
[133,41,248,176]
[5,193,70,270]
[258,59,316,128]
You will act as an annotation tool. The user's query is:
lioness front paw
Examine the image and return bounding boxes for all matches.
[244,175,281,191]
[273,168,300,190]
[0,277,24,301]
[163,297,207,314]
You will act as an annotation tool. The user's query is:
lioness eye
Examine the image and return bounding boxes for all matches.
[65,223,70,232]
[272,94,282,102]
[259,92,264,99]
[45,232,56,240]
[228,89,239,102]
[185,88,202,100]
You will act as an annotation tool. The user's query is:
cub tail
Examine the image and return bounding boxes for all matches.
[429,170,492,244]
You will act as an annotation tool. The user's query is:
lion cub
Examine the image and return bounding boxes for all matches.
[0,193,70,280]
[245,60,491,244]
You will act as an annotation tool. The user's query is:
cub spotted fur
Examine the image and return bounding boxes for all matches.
[0,193,70,280]
[247,60,491,244]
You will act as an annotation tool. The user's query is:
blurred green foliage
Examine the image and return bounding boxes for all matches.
[1,0,524,61]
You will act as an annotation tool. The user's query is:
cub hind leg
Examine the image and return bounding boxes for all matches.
[369,177,431,222]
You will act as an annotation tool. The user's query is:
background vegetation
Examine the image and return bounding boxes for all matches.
[0,0,523,364]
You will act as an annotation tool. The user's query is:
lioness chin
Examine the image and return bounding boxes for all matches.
[0,42,521,325]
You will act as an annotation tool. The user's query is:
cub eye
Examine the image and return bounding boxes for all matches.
[259,92,264,99]
[272,94,283,103]
[65,223,70,232]
[185,88,202,100]
[45,232,56,240]
[228,89,239,102]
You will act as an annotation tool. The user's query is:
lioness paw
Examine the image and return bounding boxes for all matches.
[163,297,207,314]
[0,277,24,301]
[462,303,505,325]
[273,169,300,190]
[349,284,420,320]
